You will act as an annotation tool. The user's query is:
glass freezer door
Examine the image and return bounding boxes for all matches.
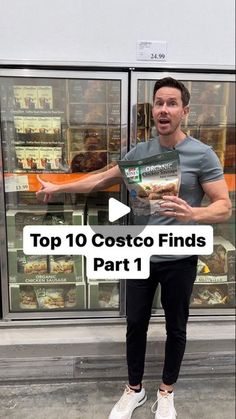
[130,71,235,316]
[0,69,128,320]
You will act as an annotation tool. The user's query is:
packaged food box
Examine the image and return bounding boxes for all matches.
[23,86,37,110]
[88,281,119,309]
[196,236,235,282]
[37,86,53,110]
[19,285,38,309]
[13,85,24,110]
[191,283,235,307]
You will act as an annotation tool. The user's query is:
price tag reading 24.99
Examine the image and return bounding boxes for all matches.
[137,41,167,61]
[23,225,213,280]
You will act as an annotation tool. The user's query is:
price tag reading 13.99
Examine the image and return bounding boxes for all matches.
[4,175,29,193]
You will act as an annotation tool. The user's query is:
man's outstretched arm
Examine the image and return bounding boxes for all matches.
[36,164,122,203]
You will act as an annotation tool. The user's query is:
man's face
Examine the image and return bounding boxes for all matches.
[152,87,189,136]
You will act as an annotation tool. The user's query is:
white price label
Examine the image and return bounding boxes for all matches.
[4,175,29,193]
[137,41,167,61]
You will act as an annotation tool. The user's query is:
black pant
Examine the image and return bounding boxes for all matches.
[126,256,198,386]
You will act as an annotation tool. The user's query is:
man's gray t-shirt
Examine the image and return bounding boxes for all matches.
[124,136,224,262]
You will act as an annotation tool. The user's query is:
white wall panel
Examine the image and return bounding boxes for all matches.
[0,0,235,68]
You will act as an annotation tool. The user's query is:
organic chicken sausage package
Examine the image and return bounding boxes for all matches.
[118,150,180,216]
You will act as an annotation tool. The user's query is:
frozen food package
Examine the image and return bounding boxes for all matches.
[13,86,24,110]
[19,286,38,309]
[17,252,48,274]
[49,255,74,273]
[191,284,228,306]
[15,146,27,170]
[118,150,180,216]
[37,86,53,110]
[35,287,65,309]
[64,286,76,308]
[98,283,119,308]
[198,237,235,275]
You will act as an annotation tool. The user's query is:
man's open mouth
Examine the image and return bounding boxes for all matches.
[158,118,170,125]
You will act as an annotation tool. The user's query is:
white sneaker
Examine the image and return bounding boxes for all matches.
[108,385,147,419]
[151,390,176,419]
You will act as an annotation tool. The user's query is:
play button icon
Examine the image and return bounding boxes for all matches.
[108,197,131,222]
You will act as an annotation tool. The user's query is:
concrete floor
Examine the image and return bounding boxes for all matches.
[0,376,235,419]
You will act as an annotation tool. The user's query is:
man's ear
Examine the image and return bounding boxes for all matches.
[183,106,189,117]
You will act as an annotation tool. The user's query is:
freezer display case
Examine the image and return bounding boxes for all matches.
[131,72,235,314]
[0,68,235,320]
[0,69,128,319]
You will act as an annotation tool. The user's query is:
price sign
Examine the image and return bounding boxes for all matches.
[137,41,167,62]
[4,175,29,193]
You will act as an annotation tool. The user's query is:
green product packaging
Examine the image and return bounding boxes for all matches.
[118,150,180,216]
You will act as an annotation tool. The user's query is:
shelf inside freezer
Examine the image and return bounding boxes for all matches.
[6,208,85,248]
[10,283,86,311]
[3,172,120,193]
[8,250,85,285]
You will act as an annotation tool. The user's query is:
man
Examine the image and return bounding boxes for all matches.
[37,77,231,419]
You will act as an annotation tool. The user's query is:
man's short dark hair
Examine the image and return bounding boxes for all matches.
[153,77,190,107]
